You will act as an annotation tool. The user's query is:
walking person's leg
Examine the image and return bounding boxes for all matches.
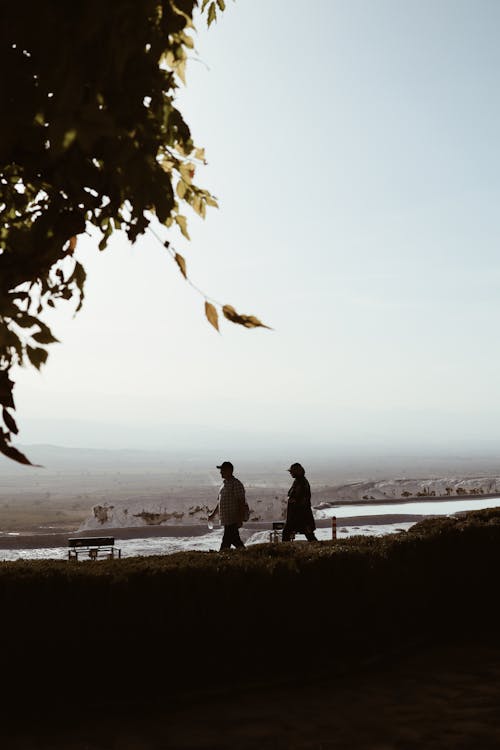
[305,528,318,542]
[282,524,293,542]
[227,523,244,548]
[220,524,244,550]
[220,526,232,550]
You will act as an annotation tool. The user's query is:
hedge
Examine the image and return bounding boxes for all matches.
[0,508,499,709]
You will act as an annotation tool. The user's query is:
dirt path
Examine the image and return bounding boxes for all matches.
[6,639,500,749]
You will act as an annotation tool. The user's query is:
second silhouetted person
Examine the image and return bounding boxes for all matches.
[282,462,317,542]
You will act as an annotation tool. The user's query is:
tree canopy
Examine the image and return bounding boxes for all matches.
[0,0,267,465]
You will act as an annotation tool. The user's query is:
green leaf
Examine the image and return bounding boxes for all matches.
[217,0,226,10]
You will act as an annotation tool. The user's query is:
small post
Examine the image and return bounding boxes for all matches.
[331,516,337,541]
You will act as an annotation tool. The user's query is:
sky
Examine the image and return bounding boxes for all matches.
[12,0,500,454]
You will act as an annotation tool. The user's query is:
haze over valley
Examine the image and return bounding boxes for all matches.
[2,440,500,534]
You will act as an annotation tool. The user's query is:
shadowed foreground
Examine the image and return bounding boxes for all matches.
[0,509,499,747]
[4,639,500,749]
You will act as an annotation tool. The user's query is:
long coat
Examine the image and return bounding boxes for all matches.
[285,476,316,533]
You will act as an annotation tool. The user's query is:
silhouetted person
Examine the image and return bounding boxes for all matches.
[208,461,246,550]
[282,462,317,542]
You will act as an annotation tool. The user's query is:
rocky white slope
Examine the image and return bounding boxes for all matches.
[78,476,500,530]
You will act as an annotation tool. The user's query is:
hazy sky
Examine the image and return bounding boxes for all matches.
[12,0,500,452]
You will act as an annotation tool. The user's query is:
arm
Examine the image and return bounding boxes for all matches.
[207,504,219,520]
[235,480,246,504]
[235,479,247,520]
[208,489,221,519]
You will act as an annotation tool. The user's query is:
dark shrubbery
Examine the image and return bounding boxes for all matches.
[0,508,499,708]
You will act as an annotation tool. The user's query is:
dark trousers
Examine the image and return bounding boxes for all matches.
[220,524,245,550]
[282,524,317,542]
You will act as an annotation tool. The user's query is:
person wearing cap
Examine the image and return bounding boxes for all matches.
[208,461,247,550]
[282,462,317,542]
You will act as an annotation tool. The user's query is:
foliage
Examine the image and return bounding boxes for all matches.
[0,0,266,465]
[1,508,500,708]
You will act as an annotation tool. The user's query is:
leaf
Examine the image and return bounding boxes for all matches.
[207,2,217,26]
[175,215,190,240]
[160,158,174,173]
[205,194,218,208]
[63,129,77,150]
[10,291,29,302]
[15,314,41,329]
[0,437,41,467]
[73,261,86,288]
[176,58,187,85]
[222,305,271,330]
[176,180,187,199]
[205,301,219,331]
[32,323,59,345]
[0,373,15,409]
[192,195,205,218]
[2,407,18,435]
[0,0,237,463]
[72,261,87,312]
[175,141,188,157]
[26,346,49,370]
[179,162,195,184]
[174,253,187,279]
[181,32,194,49]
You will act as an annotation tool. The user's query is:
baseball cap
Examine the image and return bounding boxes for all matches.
[287,462,304,472]
[216,461,234,471]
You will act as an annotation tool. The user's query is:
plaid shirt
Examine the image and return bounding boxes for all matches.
[217,476,246,525]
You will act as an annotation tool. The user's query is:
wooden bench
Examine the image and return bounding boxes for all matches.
[68,537,121,561]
